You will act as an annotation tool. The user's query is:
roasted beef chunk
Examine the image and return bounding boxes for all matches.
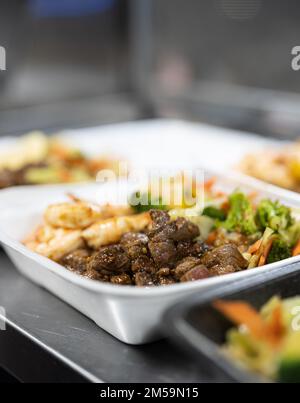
[131,255,156,274]
[111,273,132,285]
[120,232,148,259]
[174,257,202,279]
[59,209,250,287]
[170,217,200,241]
[134,271,155,287]
[180,265,211,282]
[148,237,177,267]
[150,209,170,229]
[176,240,210,259]
[201,244,248,275]
[148,210,201,268]
[209,265,239,277]
[88,245,131,274]
[60,249,90,274]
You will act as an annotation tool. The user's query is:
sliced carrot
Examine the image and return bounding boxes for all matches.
[204,177,216,192]
[267,305,284,342]
[248,239,262,255]
[221,201,230,212]
[258,239,273,267]
[293,239,300,256]
[214,300,283,346]
[213,300,266,339]
[206,231,218,245]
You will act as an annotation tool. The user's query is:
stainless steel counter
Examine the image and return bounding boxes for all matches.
[0,251,219,383]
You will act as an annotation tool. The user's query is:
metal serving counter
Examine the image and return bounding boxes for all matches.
[0,251,222,383]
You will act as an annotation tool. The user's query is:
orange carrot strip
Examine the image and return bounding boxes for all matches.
[293,239,300,257]
[214,300,283,347]
[206,231,218,245]
[267,305,284,343]
[258,239,273,267]
[213,300,266,339]
[221,201,230,211]
[248,239,262,255]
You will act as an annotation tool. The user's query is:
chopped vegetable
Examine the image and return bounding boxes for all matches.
[218,295,300,381]
[248,227,274,269]
[256,199,294,233]
[214,300,267,339]
[202,206,226,221]
[222,192,258,235]
[293,239,300,257]
[279,332,300,383]
[267,238,292,264]
[248,239,262,255]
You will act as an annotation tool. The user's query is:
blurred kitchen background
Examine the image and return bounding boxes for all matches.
[1,0,300,136]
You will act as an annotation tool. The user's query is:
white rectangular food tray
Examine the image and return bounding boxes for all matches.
[1,176,300,345]
[0,119,283,172]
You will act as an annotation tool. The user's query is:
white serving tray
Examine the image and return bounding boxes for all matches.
[1,176,300,345]
[0,119,282,172]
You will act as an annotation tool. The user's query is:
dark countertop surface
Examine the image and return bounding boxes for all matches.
[0,251,220,383]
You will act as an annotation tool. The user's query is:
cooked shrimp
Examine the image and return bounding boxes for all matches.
[25,225,84,261]
[82,212,151,249]
[44,201,133,230]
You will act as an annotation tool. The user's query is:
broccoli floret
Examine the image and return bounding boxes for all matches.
[267,238,291,264]
[256,199,294,233]
[202,206,226,221]
[129,191,168,213]
[222,192,258,235]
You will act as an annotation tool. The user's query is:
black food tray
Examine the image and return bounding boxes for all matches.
[164,262,300,383]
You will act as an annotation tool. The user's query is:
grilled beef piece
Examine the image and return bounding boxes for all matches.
[150,209,170,229]
[157,276,177,286]
[156,267,176,286]
[148,210,201,268]
[88,245,131,274]
[176,240,210,260]
[131,255,156,274]
[170,217,200,241]
[148,237,177,267]
[120,232,148,259]
[201,244,248,273]
[60,249,90,274]
[209,265,239,277]
[174,257,202,279]
[111,273,132,285]
[134,271,155,287]
[180,265,211,282]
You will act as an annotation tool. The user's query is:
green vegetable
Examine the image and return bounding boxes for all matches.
[202,206,226,221]
[267,238,291,264]
[222,192,258,235]
[278,333,300,383]
[281,221,300,247]
[129,191,168,213]
[256,199,294,233]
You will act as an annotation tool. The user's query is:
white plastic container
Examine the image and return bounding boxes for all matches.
[1,178,300,345]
